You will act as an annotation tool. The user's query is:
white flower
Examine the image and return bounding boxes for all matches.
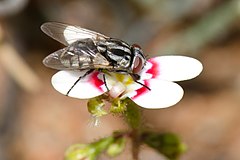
[51,56,202,109]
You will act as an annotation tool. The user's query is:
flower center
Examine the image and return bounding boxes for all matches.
[107,73,135,98]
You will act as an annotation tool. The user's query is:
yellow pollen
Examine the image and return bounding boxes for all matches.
[115,73,134,85]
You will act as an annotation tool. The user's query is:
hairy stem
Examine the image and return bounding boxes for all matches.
[131,129,141,160]
[124,98,143,160]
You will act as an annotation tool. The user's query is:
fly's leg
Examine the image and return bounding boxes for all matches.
[103,74,109,91]
[97,69,109,91]
[134,80,151,91]
[66,69,94,96]
[130,73,151,91]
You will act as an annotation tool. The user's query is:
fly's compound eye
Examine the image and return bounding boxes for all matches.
[132,56,144,74]
[131,44,146,74]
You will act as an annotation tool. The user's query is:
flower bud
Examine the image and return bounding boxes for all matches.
[106,137,126,157]
[87,97,107,117]
[65,144,95,160]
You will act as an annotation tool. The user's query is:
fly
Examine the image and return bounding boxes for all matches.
[41,22,149,96]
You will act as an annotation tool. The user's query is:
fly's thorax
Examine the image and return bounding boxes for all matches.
[106,50,131,69]
[97,38,133,71]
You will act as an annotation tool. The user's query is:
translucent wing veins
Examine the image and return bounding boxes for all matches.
[41,22,109,46]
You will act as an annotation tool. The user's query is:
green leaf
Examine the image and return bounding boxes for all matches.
[142,132,186,160]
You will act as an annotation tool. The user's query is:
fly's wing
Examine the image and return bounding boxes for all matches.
[43,47,71,70]
[43,39,110,70]
[41,22,109,46]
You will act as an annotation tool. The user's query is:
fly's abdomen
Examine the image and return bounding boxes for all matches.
[60,50,94,69]
[59,39,110,70]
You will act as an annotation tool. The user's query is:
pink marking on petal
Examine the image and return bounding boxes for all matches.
[90,71,104,91]
[132,80,150,99]
[146,59,160,78]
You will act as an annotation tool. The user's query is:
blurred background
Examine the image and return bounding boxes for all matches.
[0,0,240,159]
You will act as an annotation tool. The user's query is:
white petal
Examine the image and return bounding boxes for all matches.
[129,79,184,109]
[142,56,203,81]
[51,70,107,99]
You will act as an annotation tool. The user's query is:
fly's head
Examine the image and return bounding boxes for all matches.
[131,44,146,75]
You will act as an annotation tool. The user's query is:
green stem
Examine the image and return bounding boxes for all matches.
[130,129,141,160]
[124,98,142,130]
[124,98,143,160]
